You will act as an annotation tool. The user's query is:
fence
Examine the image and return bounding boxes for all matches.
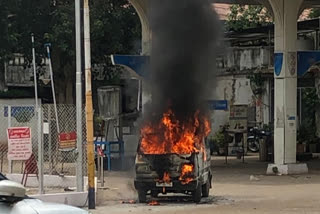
[0,104,87,193]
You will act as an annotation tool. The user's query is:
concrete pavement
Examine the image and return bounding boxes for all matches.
[89,155,320,214]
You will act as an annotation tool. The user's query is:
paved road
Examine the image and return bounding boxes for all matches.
[90,156,320,214]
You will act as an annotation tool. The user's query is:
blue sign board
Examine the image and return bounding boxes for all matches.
[208,100,228,110]
[4,106,35,117]
[288,116,296,121]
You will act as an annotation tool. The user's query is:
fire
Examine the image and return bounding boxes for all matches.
[162,172,171,183]
[179,164,194,185]
[156,172,171,183]
[148,200,160,206]
[140,109,211,155]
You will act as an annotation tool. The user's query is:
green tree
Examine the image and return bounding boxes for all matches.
[46,0,76,103]
[226,4,272,31]
[0,0,21,90]
[90,0,141,62]
[0,0,141,103]
[298,88,320,143]
[309,8,320,18]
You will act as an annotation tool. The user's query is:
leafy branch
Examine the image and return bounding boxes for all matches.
[247,72,264,95]
[226,4,272,31]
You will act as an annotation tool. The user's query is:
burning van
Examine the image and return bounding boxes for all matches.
[134,109,212,203]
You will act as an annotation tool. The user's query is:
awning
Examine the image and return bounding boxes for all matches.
[298,51,320,76]
[111,55,149,78]
[112,51,320,79]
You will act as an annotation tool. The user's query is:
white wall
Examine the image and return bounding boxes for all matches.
[209,76,254,134]
[217,47,271,72]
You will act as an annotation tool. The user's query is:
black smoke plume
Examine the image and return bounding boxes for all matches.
[145,0,221,122]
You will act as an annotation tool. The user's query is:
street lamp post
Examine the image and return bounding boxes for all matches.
[83,0,95,209]
[75,0,84,193]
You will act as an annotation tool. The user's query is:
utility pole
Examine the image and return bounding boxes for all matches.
[84,0,95,209]
[75,0,84,192]
[31,34,38,110]
[45,43,60,134]
[31,34,44,194]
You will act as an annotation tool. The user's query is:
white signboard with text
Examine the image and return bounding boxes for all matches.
[7,127,32,161]
[229,105,248,132]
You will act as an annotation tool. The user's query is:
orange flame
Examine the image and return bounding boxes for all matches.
[155,172,171,184]
[179,164,194,185]
[148,200,160,206]
[140,109,211,155]
[163,172,170,183]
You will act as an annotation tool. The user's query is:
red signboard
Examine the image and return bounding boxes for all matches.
[7,127,32,161]
[58,132,77,151]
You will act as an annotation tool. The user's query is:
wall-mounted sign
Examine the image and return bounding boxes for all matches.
[274,53,283,76]
[208,100,228,110]
[229,105,248,132]
[4,106,35,123]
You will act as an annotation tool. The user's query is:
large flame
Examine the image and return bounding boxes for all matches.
[140,109,211,155]
[179,164,194,185]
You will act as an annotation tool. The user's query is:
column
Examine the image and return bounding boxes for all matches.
[129,0,151,114]
[129,0,151,55]
[267,0,308,174]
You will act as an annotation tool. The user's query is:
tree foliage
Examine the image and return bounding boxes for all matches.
[309,8,320,19]
[0,1,15,61]
[0,0,141,103]
[226,4,272,31]
[297,88,320,143]
[90,0,141,63]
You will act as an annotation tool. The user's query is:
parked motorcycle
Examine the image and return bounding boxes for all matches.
[247,127,260,152]
[247,127,272,153]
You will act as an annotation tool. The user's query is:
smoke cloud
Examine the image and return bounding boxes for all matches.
[145,0,221,122]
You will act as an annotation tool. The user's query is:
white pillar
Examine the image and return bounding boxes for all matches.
[129,0,151,114]
[129,0,151,55]
[267,0,308,174]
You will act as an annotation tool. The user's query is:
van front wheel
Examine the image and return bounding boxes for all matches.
[138,190,147,203]
[192,185,202,203]
[202,179,210,197]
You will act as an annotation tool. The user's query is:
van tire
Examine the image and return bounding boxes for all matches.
[202,179,210,197]
[193,185,202,203]
[151,191,158,198]
[138,190,147,203]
